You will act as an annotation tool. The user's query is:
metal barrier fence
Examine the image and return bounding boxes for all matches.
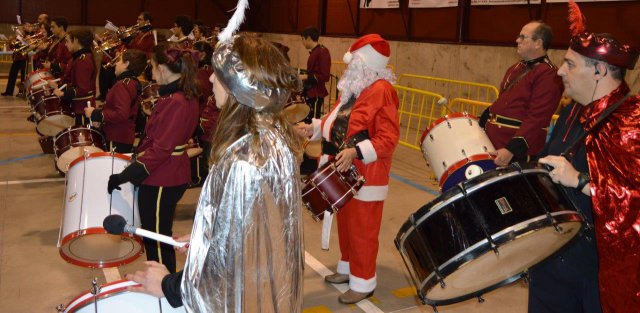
[397,74,499,103]
[393,85,445,151]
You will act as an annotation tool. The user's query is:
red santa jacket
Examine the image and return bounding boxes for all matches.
[136,81,199,186]
[485,56,563,158]
[93,73,140,144]
[61,48,96,114]
[304,44,331,99]
[312,79,400,201]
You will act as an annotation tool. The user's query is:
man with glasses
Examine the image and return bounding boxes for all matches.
[479,21,563,167]
[128,12,155,54]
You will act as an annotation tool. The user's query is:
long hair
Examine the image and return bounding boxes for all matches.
[209,35,303,165]
[151,42,201,99]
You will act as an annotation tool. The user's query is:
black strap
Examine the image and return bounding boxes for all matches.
[562,94,630,161]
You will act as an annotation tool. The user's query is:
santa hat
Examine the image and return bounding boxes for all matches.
[342,34,390,71]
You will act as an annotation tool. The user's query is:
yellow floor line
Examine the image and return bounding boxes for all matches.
[302,305,333,313]
[391,286,417,298]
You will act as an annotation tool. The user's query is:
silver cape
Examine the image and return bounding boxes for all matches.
[181,116,304,313]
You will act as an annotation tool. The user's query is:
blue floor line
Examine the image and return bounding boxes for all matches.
[389,172,440,196]
[0,153,46,165]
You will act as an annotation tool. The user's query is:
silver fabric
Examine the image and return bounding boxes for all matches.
[181,116,304,313]
[212,38,291,112]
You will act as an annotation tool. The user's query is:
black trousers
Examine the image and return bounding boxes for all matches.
[106,140,134,154]
[4,59,27,94]
[138,184,188,273]
[304,97,324,123]
[99,65,116,98]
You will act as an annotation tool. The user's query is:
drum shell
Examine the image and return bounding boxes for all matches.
[25,69,54,93]
[302,162,364,220]
[59,153,142,268]
[63,280,186,313]
[33,97,74,136]
[54,126,106,172]
[395,164,583,305]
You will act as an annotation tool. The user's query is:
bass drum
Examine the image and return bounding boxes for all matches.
[395,163,583,306]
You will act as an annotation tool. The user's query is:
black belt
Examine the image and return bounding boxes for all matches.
[488,113,522,129]
[321,130,370,156]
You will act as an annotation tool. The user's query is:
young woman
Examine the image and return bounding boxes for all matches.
[125,34,305,313]
[84,49,147,153]
[49,29,96,125]
[107,42,200,274]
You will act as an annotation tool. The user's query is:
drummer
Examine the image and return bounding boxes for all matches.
[296,34,399,304]
[84,49,147,153]
[49,29,97,126]
[107,43,200,274]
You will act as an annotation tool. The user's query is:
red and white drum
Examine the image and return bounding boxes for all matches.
[54,126,106,172]
[302,161,365,221]
[60,280,186,312]
[58,152,143,268]
[25,69,55,93]
[33,97,74,136]
[420,112,496,191]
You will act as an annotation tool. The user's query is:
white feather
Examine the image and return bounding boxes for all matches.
[217,0,250,43]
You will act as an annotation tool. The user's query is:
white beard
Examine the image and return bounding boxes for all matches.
[336,55,396,105]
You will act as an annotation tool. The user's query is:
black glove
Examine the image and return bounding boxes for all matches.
[107,174,124,194]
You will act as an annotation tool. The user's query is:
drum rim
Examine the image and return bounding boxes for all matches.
[437,154,494,187]
[59,227,143,269]
[420,112,478,146]
[400,211,582,305]
[63,280,141,313]
[54,126,105,141]
[68,152,131,169]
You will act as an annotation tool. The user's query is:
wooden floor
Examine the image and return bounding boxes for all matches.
[0,80,529,313]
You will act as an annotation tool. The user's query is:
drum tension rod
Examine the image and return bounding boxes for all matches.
[430,305,439,313]
[512,163,563,233]
[477,295,485,303]
[408,214,447,289]
[457,184,500,255]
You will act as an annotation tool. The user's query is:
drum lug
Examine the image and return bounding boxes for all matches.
[446,121,452,128]
[429,134,434,141]
[55,304,66,312]
[90,277,101,296]
[477,295,485,303]
[521,271,530,284]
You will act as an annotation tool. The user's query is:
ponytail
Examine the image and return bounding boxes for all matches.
[152,42,202,99]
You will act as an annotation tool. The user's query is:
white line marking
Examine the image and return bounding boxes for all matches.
[102,267,122,283]
[389,306,420,313]
[304,250,385,313]
[3,178,65,185]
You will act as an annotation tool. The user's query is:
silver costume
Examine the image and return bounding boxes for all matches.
[180,37,304,313]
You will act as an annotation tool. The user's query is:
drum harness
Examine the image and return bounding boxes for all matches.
[322,96,370,157]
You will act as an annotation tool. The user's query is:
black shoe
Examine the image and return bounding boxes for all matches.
[1,92,12,96]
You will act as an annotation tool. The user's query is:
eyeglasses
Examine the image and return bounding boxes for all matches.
[517,34,530,40]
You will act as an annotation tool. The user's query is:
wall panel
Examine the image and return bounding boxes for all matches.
[410,8,458,42]
[23,0,83,25]
[143,0,197,29]
[325,0,358,36]
[87,0,143,27]
[0,1,21,24]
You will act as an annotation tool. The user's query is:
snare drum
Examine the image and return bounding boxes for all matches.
[395,163,583,306]
[420,112,496,191]
[302,161,365,221]
[60,280,185,312]
[25,69,54,93]
[33,97,74,136]
[54,126,106,172]
[28,85,53,107]
[59,152,143,268]
[140,83,159,115]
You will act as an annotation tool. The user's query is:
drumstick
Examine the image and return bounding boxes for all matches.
[86,101,93,126]
[58,84,67,91]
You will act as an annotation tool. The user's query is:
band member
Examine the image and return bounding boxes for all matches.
[298,34,400,304]
[107,43,200,274]
[2,23,36,96]
[127,12,155,54]
[479,21,563,167]
[41,17,72,78]
[300,26,331,122]
[126,33,304,313]
[191,41,215,186]
[538,2,640,311]
[168,15,193,49]
[84,50,147,153]
[192,21,211,44]
[48,29,96,125]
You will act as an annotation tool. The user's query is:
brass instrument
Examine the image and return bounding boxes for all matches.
[104,49,125,68]
[14,33,54,54]
[118,22,152,41]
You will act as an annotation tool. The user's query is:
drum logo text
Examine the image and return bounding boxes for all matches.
[68,192,77,203]
[494,197,513,215]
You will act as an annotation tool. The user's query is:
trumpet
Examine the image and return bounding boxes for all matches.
[14,34,54,54]
[118,22,152,41]
[104,49,125,68]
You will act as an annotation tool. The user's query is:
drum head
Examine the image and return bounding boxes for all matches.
[57,146,105,173]
[36,114,74,136]
[424,218,582,304]
[59,229,143,269]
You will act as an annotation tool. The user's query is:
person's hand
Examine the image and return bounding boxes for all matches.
[125,261,169,298]
[107,174,123,194]
[173,234,191,255]
[47,79,58,89]
[84,106,95,118]
[538,155,580,188]
[335,148,357,172]
[52,88,64,97]
[489,148,514,167]
[295,123,313,138]
[299,74,308,81]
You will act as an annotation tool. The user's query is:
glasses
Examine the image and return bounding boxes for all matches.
[517,34,530,40]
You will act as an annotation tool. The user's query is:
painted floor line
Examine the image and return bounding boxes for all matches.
[388,306,419,313]
[304,250,385,313]
[3,177,65,185]
[0,153,46,165]
[389,172,439,196]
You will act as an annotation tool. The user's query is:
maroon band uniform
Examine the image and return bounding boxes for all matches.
[127,30,156,55]
[305,44,331,99]
[484,56,563,160]
[41,36,71,76]
[91,73,140,147]
[61,48,96,116]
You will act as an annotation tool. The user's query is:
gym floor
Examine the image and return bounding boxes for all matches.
[0,79,528,313]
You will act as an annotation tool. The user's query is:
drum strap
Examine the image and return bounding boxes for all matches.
[562,93,630,161]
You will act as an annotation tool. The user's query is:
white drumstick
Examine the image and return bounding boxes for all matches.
[87,101,93,126]
[103,215,188,248]
[58,84,67,91]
